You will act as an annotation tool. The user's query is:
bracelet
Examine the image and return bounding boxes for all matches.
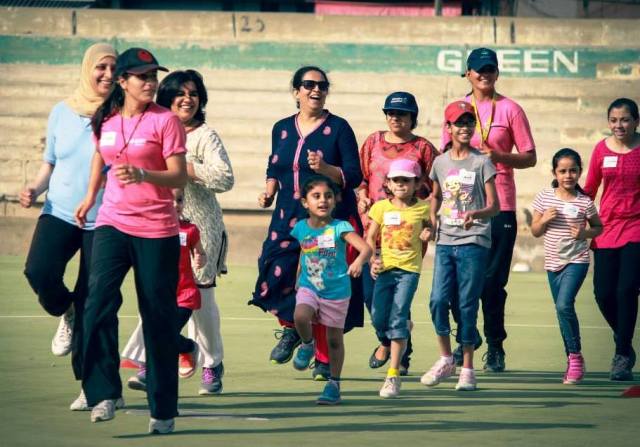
[137,168,147,183]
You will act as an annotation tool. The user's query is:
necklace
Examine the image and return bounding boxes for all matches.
[115,103,150,163]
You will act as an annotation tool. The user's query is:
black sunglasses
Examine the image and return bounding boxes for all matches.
[300,80,330,91]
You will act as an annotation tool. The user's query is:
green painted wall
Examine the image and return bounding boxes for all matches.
[1,35,638,79]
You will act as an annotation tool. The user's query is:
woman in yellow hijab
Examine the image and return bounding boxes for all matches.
[20,42,121,411]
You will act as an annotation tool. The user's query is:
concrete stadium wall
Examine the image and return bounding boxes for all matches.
[1,7,639,268]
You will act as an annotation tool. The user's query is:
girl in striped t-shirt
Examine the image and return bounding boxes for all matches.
[531,148,603,385]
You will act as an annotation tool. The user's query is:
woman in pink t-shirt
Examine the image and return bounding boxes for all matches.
[442,48,537,372]
[74,48,187,434]
[584,97,640,382]
[357,91,438,375]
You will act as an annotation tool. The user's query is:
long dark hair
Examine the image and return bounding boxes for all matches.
[291,66,329,109]
[551,148,585,194]
[157,70,208,123]
[91,77,127,139]
[607,97,639,120]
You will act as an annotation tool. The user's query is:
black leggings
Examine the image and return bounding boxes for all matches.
[593,242,640,356]
[177,307,195,354]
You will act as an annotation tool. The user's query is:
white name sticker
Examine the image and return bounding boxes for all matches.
[179,232,187,246]
[459,169,476,185]
[383,211,402,226]
[317,234,335,249]
[603,156,618,168]
[100,131,116,147]
[562,203,579,219]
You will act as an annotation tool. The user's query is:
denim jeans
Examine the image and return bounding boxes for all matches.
[547,263,588,354]
[371,268,420,340]
[430,243,489,345]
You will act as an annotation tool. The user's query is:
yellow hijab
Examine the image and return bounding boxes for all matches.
[65,43,117,117]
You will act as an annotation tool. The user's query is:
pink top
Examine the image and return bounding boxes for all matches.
[441,94,536,211]
[358,130,438,231]
[532,188,598,271]
[96,103,187,238]
[583,139,640,249]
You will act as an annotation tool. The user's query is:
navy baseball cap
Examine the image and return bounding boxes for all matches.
[115,48,168,78]
[382,91,418,115]
[466,47,499,72]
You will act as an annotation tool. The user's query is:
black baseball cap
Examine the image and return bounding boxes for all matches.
[465,47,499,72]
[115,48,168,78]
[382,91,419,115]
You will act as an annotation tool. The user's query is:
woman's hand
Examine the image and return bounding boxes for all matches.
[114,164,145,185]
[358,196,372,215]
[74,197,96,228]
[258,191,275,208]
[570,224,587,240]
[193,251,207,269]
[19,187,36,208]
[307,150,326,172]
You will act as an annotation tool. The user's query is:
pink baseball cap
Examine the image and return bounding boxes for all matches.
[387,159,421,178]
[445,100,475,123]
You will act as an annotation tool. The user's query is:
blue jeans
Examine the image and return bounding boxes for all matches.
[371,268,420,340]
[430,244,489,345]
[547,263,588,354]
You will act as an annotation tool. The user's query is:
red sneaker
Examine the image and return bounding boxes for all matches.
[178,344,199,379]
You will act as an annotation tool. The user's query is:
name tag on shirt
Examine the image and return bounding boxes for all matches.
[383,211,402,226]
[562,203,579,219]
[603,156,618,168]
[100,131,116,147]
[317,234,335,248]
[179,232,187,246]
[459,169,476,185]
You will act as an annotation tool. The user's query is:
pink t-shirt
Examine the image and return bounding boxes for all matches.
[96,103,186,238]
[441,94,536,211]
[532,188,598,272]
[583,139,640,249]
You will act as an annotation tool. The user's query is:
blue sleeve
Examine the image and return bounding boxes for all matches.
[336,119,363,189]
[266,121,280,179]
[335,219,355,238]
[291,220,304,241]
[43,103,61,164]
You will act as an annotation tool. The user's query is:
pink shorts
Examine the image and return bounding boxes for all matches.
[296,287,350,329]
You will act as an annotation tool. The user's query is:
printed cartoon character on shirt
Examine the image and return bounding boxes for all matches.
[441,168,475,226]
[299,226,339,292]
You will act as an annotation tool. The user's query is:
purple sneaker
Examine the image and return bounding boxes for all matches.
[199,362,224,395]
[127,365,147,392]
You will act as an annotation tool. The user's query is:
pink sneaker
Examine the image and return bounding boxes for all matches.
[563,353,585,384]
[421,357,456,387]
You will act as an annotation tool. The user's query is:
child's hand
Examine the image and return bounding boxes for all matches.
[570,224,586,240]
[358,196,372,214]
[462,211,475,230]
[370,257,383,279]
[193,252,207,269]
[541,207,557,224]
[347,260,363,278]
[419,227,432,241]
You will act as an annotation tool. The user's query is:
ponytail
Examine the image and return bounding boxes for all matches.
[91,83,125,139]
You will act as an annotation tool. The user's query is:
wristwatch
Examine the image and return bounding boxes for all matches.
[138,168,147,183]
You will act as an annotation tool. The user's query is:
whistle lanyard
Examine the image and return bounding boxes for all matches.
[471,93,496,146]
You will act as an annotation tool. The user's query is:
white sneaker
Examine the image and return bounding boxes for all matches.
[72,390,125,412]
[149,417,175,434]
[90,399,116,422]
[51,307,74,356]
[421,357,456,387]
[379,376,401,398]
[455,368,477,391]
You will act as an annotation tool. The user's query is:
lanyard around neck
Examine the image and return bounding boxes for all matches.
[471,93,496,145]
[115,104,149,162]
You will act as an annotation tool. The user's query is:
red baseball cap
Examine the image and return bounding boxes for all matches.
[445,100,475,123]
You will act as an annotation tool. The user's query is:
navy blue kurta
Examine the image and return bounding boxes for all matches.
[249,111,364,329]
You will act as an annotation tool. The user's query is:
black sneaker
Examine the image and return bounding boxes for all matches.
[483,347,506,372]
[270,328,301,364]
[311,359,330,381]
[453,336,483,367]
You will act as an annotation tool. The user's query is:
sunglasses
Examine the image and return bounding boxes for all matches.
[386,110,410,117]
[300,80,330,91]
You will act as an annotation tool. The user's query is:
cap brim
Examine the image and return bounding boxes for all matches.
[382,107,415,113]
[387,170,418,178]
[468,62,498,72]
[127,64,169,74]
